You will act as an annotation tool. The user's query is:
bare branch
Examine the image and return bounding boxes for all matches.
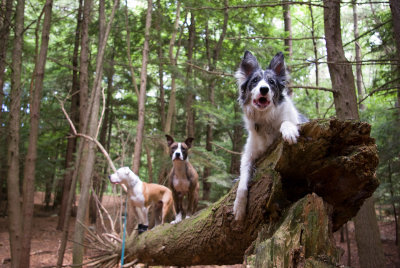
[185,62,234,77]
[210,141,242,155]
[185,1,326,10]
[226,36,325,41]
[289,85,336,93]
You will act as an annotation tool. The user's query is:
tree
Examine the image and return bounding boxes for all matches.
[6,0,24,266]
[19,1,53,266]
[57,0,83,230]
[323,0,385,267]
[72,0,119,265]
[132,0,153,174]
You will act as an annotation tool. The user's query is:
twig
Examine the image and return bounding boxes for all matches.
[226,36,325,41]
[185,62,234,77]
[289,85,336,93]
[210,141,242,155]
[95,87,106,140]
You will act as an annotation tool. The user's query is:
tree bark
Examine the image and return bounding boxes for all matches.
[78,0,92,132]
[309,0,320,115]
[323,1,385,266]
[323,0,359,120]
[229,103,244,175]
[132,0,153,174]
[185,11,196,138]
[72,0,119,265]
[92,119,378,266]
[20,1,53,266]
[6,0,24,266]
[203,0,229,200]
[164,1,181,135]
[283,0,292,58]
[0,0,13,122]
[389,0,400,116]
[57,0,82,230]
[353,0,365,111]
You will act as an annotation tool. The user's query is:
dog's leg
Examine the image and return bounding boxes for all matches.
[171,193,184,224]
[280,121,299,144]
[233,134,262,221]
[187,183,198,218]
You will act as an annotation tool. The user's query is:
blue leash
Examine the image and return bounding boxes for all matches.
[120,196,128,267]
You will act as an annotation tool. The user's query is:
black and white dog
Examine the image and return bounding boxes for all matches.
[233,51,307,221]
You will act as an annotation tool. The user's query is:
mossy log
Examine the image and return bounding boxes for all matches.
[113,119,378,266]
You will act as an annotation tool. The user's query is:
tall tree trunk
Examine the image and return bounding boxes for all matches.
[185,11,196,138]
[203,0,229,200]
[6,0,25,267]
[323,1,385,267]
[132,0,153,174]
[0,0,13,122]
[156,0,165,131]
[353,0,365,111]
[57,0,82,230]
[78,0,92,132]
[164,1,181,135]
[20,1,52,266]
[309,0,320,115]
[72,0,119,265]
[283,0,292,58]
[0,0,13,211]
[124,0,139,96]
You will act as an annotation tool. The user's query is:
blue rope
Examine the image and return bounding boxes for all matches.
[120,196,128,267]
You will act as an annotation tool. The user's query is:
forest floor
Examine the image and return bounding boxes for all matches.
[0,192,399,267]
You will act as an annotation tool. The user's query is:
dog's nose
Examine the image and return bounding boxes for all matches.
[175,152,181,157]
[260,86,269,96]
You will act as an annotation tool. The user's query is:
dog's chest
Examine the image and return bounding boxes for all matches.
[128,184,145,207]
[172,175,190,193]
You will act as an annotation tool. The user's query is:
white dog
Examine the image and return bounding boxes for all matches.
[109,167,175,233]
[233,51,307,221]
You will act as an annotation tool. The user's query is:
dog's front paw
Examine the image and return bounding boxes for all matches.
[170,212,182,224]
[280,121,299,144]
[233,188,248,221]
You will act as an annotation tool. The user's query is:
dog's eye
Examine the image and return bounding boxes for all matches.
[252,77,259,84]
[268,79,275,85]
[171,146,177,150]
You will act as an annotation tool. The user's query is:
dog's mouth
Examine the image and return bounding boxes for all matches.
[253,96,270,109]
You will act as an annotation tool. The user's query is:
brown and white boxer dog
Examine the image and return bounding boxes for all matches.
[165,135,199,224]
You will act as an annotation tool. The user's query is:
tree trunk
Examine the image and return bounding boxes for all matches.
[353,0,365,111]
[203,1,229,201]
[164,1,181,135]
[323,0,359,120]
[323,1,385,266]
[156,0,165,130]
[78,0,92,132]
[6,0,24,266]
[0,0,13,218]
[72,0,119,265]
[132,0,153,174]
[283,0,292,58]
[20,1,52,266]
[92,119,379,266]
[124,0,139,96]
[0,0,13,122]
[185,11,196,138]
[57,0,82,230]
[309,0,320,115]
[389,0,400,117]
[354,197,385,268]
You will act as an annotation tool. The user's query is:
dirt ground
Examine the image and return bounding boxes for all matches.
[0,192,399,267]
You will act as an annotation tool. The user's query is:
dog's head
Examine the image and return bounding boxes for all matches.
[165,135,194,161]
[109,166,139,185]
[235,51,288,110]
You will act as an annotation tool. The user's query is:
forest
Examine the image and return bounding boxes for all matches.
[0,0,400,267]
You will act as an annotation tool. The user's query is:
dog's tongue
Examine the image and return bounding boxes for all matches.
[258,97,268,104]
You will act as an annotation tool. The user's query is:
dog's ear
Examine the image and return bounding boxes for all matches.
[184,137,194,148]
[268,52,286,77]
[165,135,174,147]
[235,51,260,85]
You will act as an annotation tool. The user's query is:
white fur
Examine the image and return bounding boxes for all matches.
[171,212,182,224]
[233,94,301,221]
[109,167,148,225]
[171,143,185,161]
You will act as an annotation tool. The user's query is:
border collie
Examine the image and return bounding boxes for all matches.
[233,51,307,221]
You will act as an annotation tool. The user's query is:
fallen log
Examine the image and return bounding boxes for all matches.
[91,119,379,266]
